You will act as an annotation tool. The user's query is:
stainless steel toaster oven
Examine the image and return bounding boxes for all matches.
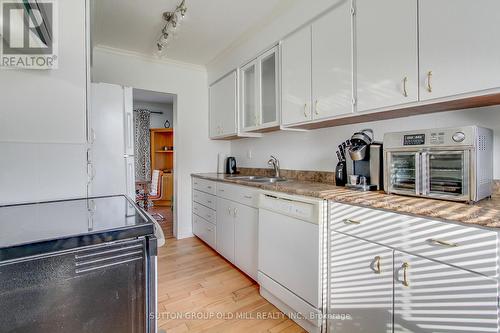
[383,126,493,203]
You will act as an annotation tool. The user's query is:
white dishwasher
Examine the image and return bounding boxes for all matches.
[258,191,325,333]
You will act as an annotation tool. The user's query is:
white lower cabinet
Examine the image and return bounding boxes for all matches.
[192,214,216,249]
[234,203,258,280]
[192,178,259,280]
[216,197,236,263]
[216,195,259,279]
[329,232,393,333]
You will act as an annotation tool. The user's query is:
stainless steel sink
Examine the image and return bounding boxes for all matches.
[226,175,287,183]
[226,175,263,180]
[248,177,287,183]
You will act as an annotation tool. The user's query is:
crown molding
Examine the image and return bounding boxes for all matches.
[93,45,206,72]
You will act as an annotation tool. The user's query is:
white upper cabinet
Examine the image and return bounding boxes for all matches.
[241,61,259,130]
[281,26,312,126]
[209,71,237,138]
[312,2,353,120]
[240,46,279,132]
[355,0,418,112]
[419,0,500,100]
[259,48,279,128]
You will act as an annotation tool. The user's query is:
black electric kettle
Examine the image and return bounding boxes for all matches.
[225,157,237,174]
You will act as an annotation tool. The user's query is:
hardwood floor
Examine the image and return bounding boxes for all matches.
[157,237,306,333]
[149,205,174,239]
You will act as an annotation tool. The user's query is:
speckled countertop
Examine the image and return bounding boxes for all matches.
[192,173,500,228]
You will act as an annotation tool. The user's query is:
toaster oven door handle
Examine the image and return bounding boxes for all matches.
[420,151,428,196]
[415,152,421,196]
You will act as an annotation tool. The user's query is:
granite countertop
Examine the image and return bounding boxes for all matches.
[192,173,500,229]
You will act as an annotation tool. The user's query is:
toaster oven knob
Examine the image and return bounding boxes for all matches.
[452,131,465,142]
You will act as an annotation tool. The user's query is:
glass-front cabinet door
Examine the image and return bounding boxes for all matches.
[241,61,258,129]
[260,47,279,127]
[240,46,279,132]
[387,152,419,195]
[423,151,469,200]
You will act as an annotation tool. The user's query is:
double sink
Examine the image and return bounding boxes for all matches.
[226,175,287,184]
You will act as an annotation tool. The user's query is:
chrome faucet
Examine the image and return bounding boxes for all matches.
[267,155,280,178]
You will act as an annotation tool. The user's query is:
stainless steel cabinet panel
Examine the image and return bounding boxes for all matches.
[394,252,499,333]
[329,202,498,277]
[328,232,393,333]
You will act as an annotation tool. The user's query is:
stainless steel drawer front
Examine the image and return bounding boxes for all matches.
[330,202,498,278]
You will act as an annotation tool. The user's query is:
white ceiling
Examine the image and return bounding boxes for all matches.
[133,88,175,104]
[92,0,289,65]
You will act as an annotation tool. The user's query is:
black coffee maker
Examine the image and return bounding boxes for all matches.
[345,129,383,191]
[225,157,237,174]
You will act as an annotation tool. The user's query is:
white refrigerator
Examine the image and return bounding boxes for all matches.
[89,83,135,200]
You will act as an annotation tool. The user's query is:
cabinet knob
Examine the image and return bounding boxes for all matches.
[426,238,458,247]
[403,76,408,97]
[372,256,382,274]
[402,262,410,287]
[427,71,433,93]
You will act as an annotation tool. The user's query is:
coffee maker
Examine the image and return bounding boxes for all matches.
[345,129,383,191]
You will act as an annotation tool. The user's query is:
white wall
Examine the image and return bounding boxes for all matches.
[133,101,174,129]
[92,47,230,239]
[231,106,500,178]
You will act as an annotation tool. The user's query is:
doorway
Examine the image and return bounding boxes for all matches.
[133,88,176,239]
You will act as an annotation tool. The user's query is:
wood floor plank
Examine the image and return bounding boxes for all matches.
[157,237,306,333]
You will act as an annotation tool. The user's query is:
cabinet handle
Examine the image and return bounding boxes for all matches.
[402,262,410,287]
[303,103,308,118]
[427,71,433,93]
[403,76,408,97]
[207,186,212,189]
[243,195,252,199]
[228,207,232,215]
[343,219,361,225]
[314,100,319,115]
[233,208,238,217]
[373,256,381,274]
[426,238,458,247]
[207,200,212,204]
